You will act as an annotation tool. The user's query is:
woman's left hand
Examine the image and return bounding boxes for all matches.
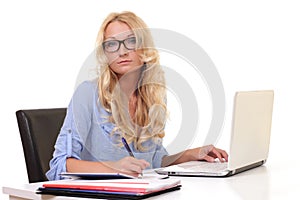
[188,145,228,162]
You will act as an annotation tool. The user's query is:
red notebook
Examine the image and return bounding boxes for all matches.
[37,178,181,199]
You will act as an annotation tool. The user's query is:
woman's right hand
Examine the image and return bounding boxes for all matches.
[108,157,150,176]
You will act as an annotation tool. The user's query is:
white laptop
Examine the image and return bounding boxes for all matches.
[156,90,274,177]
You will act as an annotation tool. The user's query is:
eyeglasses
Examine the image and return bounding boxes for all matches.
[102,37,137,53]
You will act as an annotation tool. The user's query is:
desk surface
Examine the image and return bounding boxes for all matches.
[2,161,300,200]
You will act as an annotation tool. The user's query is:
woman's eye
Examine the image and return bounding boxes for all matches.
[127,37,136,44]
[106,41,117,47]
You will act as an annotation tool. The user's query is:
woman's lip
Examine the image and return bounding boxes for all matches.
[117,60,132,64]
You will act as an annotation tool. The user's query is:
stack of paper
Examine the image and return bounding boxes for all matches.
[37,178,181,199]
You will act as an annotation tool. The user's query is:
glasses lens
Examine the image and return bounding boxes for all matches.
[103,37,137,53]
[124,37,137,50]
[103,40,119,52]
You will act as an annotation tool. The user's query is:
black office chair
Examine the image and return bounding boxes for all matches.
[16,108,66,183]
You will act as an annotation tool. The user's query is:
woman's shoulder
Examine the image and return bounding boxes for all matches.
[74,79,98,96]
[72,79,99,103]
[75,79,98,91]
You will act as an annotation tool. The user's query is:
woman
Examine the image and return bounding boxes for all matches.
[46,11,228,181]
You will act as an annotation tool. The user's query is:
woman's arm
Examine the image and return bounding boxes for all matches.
[47,81,150,180]
[66,157,149,176]
[161,145,228,167]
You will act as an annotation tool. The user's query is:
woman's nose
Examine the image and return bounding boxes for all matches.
[118,43,129,56]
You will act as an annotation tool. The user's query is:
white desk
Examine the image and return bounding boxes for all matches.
[2,161,299,200]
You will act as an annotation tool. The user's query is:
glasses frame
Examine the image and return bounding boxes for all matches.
[102,37,137,53]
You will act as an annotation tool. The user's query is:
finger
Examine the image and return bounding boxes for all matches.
[120,159,143,174]
[203,155,215,162]
[126,157,150,172]
[129,158,149,169]
[218,149,229,162]
[213,148,229,162]
[129,163,143,174]
[207,148,221,162]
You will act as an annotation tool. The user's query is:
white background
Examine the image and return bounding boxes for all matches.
[1,0,300,199]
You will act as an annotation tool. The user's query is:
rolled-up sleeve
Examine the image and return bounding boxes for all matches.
[46,81,94,180]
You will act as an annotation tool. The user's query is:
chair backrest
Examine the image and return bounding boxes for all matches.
[16,108,66,183]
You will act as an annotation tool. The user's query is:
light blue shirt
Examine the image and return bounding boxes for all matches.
[46,80,169,180]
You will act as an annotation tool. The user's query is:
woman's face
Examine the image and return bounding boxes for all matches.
[103,21,143,78]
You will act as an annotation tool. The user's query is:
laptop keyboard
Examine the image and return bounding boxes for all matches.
[179,161,228,173]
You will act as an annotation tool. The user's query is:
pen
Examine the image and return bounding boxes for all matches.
[121,137,143,178]
[121,137,135,157]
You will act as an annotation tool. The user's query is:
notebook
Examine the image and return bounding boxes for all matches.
[156,90,274,177]
[37,178,181,199]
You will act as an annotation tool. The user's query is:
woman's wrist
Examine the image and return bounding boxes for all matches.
[183,148,199,162]
[183,149,193,162]
[103,161,119,172]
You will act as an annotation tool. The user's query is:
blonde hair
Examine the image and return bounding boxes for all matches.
[95,11,167,151]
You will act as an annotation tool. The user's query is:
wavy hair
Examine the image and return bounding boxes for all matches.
[95,11,167,151]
